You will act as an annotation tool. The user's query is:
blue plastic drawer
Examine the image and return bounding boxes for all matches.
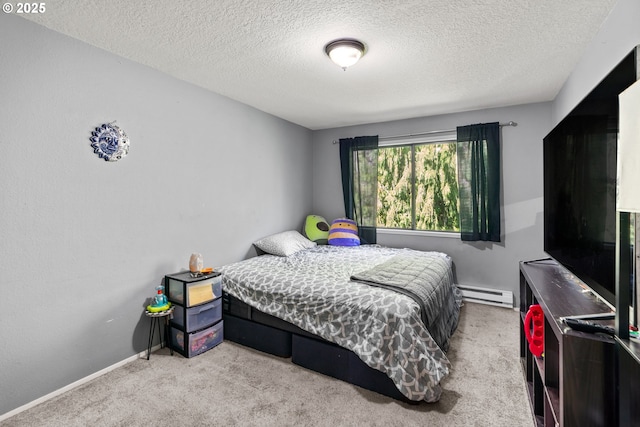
[165,272,222,307]
[170,321,223,358]
[172,298,222,333]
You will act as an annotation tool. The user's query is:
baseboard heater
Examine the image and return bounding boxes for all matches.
[457,284,513,308]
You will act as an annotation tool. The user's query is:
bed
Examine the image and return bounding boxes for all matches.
[219,237,462,403]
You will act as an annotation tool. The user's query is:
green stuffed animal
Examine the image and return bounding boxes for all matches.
[303,215,330,244]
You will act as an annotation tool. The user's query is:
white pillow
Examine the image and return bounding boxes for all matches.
[253,230,317,257]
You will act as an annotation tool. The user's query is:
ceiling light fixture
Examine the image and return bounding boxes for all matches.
[324,39,366,71]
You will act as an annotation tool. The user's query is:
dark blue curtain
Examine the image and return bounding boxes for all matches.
[456,122,501,242]
[339,136,378,244]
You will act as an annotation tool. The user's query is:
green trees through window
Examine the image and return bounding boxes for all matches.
[377,142,460,232]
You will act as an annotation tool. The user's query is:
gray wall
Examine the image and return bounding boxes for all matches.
[0,15,312,415]
[553,0,640,125]
[312,103,550,300]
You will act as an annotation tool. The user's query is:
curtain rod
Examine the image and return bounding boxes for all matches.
[332,121,517,144]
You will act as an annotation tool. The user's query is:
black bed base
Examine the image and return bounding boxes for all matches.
[222,292,414,403]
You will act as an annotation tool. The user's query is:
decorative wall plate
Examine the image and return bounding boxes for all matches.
[89,122,130,161]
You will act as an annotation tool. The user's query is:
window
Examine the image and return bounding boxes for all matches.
[376,134,459,232]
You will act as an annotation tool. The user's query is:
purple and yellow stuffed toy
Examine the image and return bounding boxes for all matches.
[328,218,360,246]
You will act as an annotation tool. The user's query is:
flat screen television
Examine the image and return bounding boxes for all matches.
[544,49,637,309]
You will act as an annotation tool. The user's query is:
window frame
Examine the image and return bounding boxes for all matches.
[376,130,461,236]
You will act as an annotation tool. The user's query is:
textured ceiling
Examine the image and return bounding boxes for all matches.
[19,0,617,130]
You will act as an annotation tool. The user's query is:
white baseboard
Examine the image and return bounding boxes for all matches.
[458,284,514,308]
[0,344,161,422]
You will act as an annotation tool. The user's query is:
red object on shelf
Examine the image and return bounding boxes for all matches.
[524,304,544,357]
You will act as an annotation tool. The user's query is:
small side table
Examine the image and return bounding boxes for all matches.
[145,306,174,360]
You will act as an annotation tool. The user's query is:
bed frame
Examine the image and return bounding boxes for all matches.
[222,291,415,403]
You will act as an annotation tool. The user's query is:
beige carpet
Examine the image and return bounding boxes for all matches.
[2,303,532,426]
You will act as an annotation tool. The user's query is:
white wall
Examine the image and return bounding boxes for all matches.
[0,14,312,415]
[311,103,550,301]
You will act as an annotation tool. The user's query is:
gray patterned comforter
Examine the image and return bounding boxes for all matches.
[219,245,462,402]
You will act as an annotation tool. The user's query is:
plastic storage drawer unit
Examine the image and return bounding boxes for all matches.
[171,321,224,358]
[172,298,222,333]
[165,271,222,307]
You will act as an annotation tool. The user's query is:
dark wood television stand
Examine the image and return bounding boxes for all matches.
[519,260,617,427]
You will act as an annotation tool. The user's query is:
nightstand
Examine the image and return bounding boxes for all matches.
[165,271,224,358]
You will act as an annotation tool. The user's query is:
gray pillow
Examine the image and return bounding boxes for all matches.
[253,230,317,257]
